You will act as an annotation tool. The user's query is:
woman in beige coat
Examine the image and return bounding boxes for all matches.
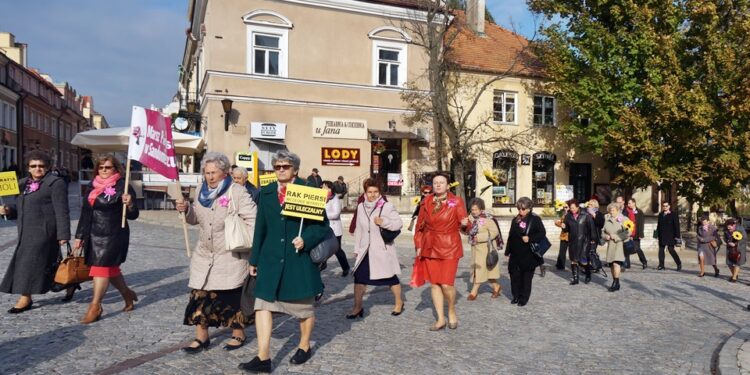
[176,152,257,353]
[348,178,404,319]
[602,203,627,292]
[462,198,502,300]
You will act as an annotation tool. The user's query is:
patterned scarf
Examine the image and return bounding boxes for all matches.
[198,175,232,208]
[432,194,448,214]
[88,173,121,207]
[468,212,489,245]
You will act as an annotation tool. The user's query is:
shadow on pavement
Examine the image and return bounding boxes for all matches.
[0,324,89,374]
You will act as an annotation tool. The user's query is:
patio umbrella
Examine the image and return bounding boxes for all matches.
[71,127,205,154]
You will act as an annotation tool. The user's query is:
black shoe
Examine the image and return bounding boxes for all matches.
[715,269,720,278]
[8,301,33,314]
[223,336,247,351]
[239,356,272,373]
[341,269,350,277]
[61,285,81,303]
[540,266,546,277]
[642,263,648,270]
[182,338,210,354]
[518,301,527,306]
[289,348,312,365]
[570,265,579,285]
[391,302,404,316]
[555,264,564,270]
[346,309,364,319]
[608,279,620,292]
[676,264,682,271]
[584,265,592,284]
[510,298,519,304]
[657,266,665,270]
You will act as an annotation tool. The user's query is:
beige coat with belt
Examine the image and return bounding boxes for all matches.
[463,217,501,283]
[602,217,626,263]
[186,184,256,290]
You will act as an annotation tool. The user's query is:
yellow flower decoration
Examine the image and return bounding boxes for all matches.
[623,220,635,232]
[554,200,566,210]
[449,181,460,188]
[483,170,500,185]
[733,231,743,241]
[412,196,421,205]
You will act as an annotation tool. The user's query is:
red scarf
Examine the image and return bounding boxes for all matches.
[88,173,121,207]
[278,185,287,205]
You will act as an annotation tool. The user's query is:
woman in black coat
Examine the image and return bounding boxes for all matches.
[562,199,597,285]
[504,197,546,306]
[0,150,70,313]
[74,155,139,324]
[656,201,682,271]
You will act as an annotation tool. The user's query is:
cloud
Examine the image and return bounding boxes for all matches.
[0,0,186,126]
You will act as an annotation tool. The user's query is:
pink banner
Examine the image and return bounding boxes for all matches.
[128,106,178,180]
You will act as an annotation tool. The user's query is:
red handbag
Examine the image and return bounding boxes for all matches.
[409,257,427,287]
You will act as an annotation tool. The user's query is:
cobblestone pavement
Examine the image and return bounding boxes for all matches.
[1,195,749,374]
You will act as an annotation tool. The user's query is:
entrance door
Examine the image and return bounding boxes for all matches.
[569,163,591,203]
[375,139,402,195]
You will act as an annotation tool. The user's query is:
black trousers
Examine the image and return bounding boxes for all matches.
[555,241,568,268]
[334,236,350,272]
[658,244,681,267]
[509,267,535,304]
[624,239,647,268]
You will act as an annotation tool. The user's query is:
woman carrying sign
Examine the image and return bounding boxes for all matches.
[176,152,256,352]
[239,150,329,373]
[0,150,70,314]
[75,155,139,324]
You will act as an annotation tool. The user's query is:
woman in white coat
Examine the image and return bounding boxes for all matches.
[347,178,404,319]
[321,181,350,276]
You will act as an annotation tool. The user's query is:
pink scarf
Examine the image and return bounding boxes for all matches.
[88,173,121,207]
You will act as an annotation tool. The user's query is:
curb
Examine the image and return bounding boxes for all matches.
[717,325,750,375]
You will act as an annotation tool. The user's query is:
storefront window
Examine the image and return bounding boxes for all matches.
[491,150,517,206]
[532,152,556,205]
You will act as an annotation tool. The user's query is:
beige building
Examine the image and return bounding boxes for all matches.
[178,0,433,202]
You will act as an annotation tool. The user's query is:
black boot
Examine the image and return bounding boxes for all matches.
[570,264,579,285]
[584,265,592,284]
[608,278,620,292]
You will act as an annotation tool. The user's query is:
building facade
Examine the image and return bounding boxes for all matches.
[0,52,20,171]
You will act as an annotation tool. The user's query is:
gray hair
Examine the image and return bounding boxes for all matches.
[516,196,533,211]
[468,197,486,211]
[200,152,231,174]
[606,203,620,213]
[232,166,249,179]
[271,150,301,171]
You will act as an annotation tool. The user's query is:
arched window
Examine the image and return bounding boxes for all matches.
[243,10,293,77]
[491,150,518,206]
[368,26,410,88]
[532,152,556,205]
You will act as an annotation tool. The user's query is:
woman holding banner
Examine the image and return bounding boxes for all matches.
[75,155,139,324]
[0,150,70,314]
[239,150,329,373]
[176,152,256,353]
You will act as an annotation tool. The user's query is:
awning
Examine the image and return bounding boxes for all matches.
[251,138,286,146]
[369,129,421,140]
[71,127,204,154]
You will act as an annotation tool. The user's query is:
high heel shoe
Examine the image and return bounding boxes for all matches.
[698,272,705,278]
[466,294,477,301]
[8,301,33,314]
[62,285,82,303]
[122,289,138,312]
[346,309,364,319]
[391,302,404,316]
[80,303,102,324]
[182,338,210,354]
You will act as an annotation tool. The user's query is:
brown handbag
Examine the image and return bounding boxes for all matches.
[709,240,718,250]
[54,243,92,285]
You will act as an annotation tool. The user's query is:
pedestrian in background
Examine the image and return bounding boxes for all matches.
[348,178,404,319]
[696,215,721,278]
[587,199,605,242]
[306,167,323,188]
[723,218,746,283]
[320,180,350,277]
[75,155,139,324]
[554,205,570,270]
[562,199,597,285]
[656,201,682,271]
[624,198,648,269]
[409,185,432,231]
[176,152,256,353]
[240,150,329,373]
[602,203,627,292]
[504,197,545,306]
[462,197,502,300]
[0,150,70,314]
[414,172,467,330]
[231,166,259,204]
[333,176,348,200]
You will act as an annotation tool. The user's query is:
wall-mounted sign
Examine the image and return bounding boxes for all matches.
[251,122,286,139]
[520,154,531,165]
[235,151,259,186]
[387,173,403,186]
[321,147,360,166]
[493,150,519,161]
[533,152,557,163]
[312,117,368,140]
[555,184,574,202]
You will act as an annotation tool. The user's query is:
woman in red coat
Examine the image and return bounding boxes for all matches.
[414,172,467,331]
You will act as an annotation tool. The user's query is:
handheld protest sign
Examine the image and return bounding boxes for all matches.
[168,182,192,258]
[0,171,18,221]
[259,173,277,187]
[281,184,328,253]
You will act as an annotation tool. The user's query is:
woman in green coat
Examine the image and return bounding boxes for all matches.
[240,150,329,374]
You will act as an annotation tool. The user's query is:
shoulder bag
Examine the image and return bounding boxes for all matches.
[310,228,339,264]
[378,205,401,244]
[224,188,253,253]
[526,215,552,260]
[486,230,500,268]
[54,243,92,286]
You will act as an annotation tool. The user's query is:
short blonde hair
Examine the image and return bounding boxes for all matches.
[606,203,619,213]
[588,199,599,209]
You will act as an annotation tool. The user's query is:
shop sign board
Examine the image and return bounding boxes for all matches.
[321,147,360,166]
[312,118,368,140]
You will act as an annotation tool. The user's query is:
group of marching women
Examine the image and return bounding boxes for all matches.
[2,148,748,374]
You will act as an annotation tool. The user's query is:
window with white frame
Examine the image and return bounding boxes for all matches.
[10,105,15,131]
[246,24,289,77]
[533,95,556,126]
[372,41,407,87]
[493,91,517,123]
[1,102,7,129]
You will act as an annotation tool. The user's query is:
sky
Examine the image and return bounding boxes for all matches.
[0,1,537,127]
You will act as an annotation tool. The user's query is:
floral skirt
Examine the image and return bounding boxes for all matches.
[183,287,251,329]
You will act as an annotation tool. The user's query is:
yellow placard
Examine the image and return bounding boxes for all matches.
[259,173,277,187]
[281,184,327,221]
[0,172,20,196]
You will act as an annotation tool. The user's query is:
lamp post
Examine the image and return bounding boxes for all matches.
[221,98,233,132]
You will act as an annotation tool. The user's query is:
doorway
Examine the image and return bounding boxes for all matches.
[569,163,591,203]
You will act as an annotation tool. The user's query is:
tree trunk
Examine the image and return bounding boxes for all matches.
[451,151,467,209]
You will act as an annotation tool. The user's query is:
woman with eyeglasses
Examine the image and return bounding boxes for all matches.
[0,150,71,314]
[504,197,545,306]
[239,150,329,373]
[409,185,432,231]
[74,155,139,324]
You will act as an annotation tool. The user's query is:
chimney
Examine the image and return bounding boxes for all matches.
[466,0,485,35]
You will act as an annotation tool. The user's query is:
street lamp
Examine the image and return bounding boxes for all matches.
[221,98,233,132]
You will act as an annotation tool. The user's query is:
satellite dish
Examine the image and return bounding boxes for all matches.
[174,117,189,131]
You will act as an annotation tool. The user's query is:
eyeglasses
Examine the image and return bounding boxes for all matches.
[99,166,114,170]
[274,164,293,171]
[29,164,46,169]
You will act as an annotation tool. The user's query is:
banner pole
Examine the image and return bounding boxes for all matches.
[121,159,131,228]
[0,196,5,221]
[296,218,304,253]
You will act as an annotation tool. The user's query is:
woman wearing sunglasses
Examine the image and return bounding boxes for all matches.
[0,150,71,314]
[74,155,139,324]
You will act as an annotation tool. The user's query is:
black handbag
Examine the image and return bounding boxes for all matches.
[486,231,499,268]
[310,228,339,264]
[525,216,551,260]
[623,240,636,255]
[378,206,401,244]
[240,275,256,318]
